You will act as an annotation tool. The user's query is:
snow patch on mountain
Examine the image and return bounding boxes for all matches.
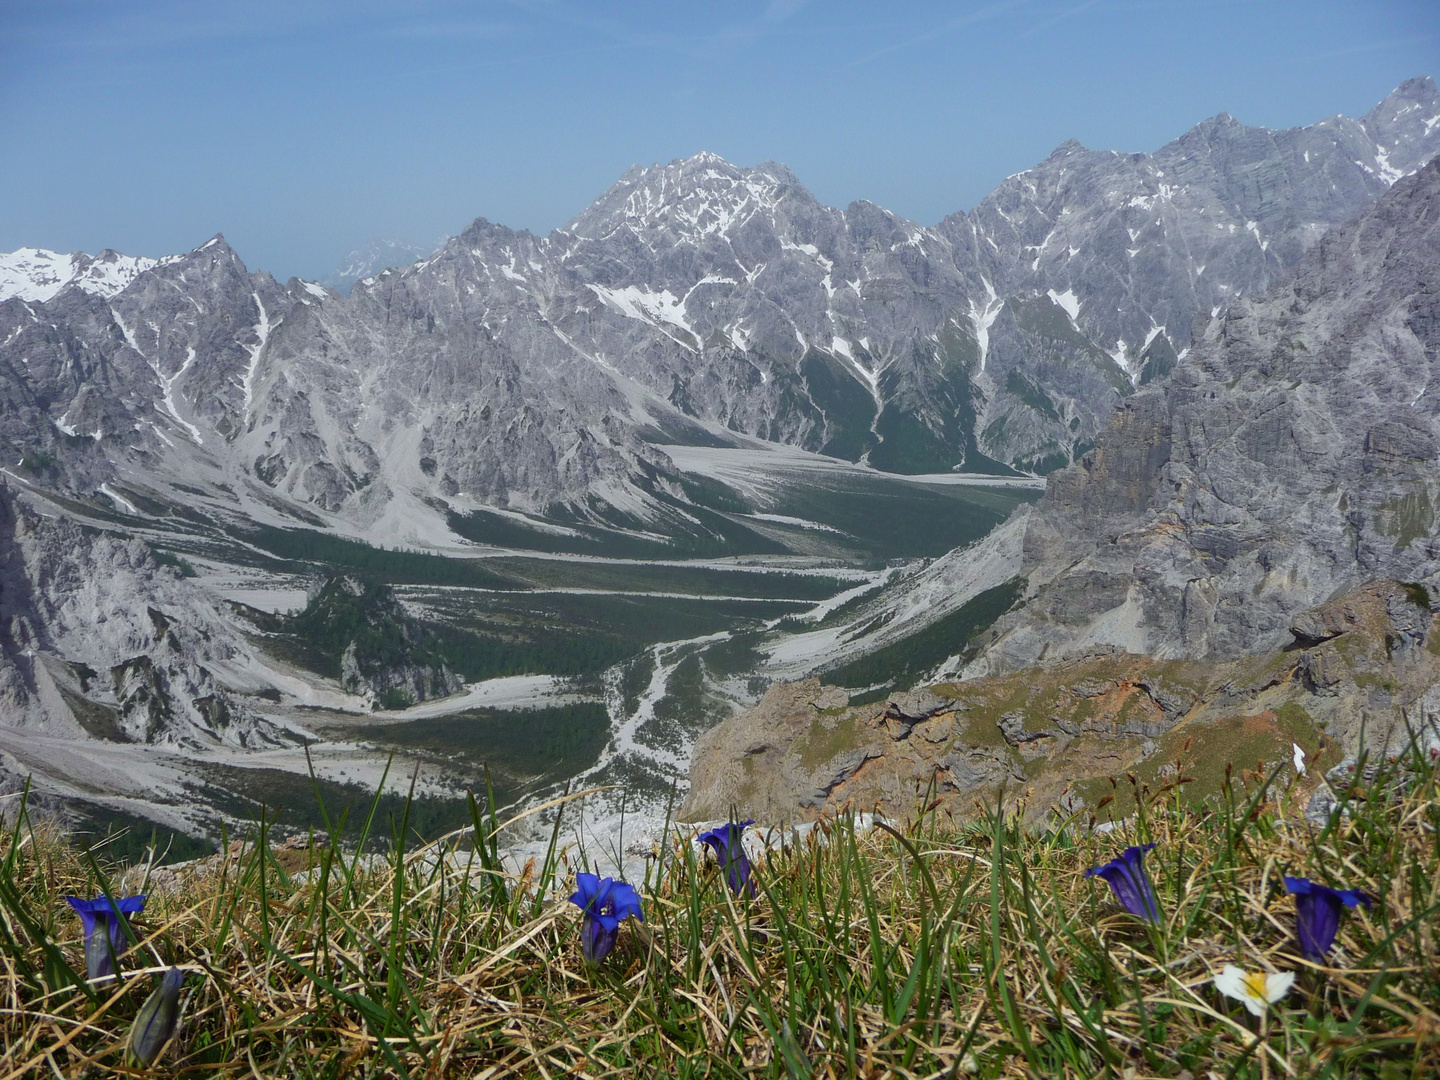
[0,249,84,302]
[1047,288,1081,321]
[967,281,1003,372]
[0,248,156,303]
[589,283,697,344]
[240,294,274,416]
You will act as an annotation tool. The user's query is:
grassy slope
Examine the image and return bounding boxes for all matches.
[1,745,1434,1078]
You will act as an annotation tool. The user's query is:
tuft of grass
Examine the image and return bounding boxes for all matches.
[0,738,1436,1077]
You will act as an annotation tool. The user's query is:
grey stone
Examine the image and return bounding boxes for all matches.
[0,482,289,749]
[1069,678,1114,698]
[972,159,1440,674]
[886,687,950,720]
[1137,676,1196,723]
[997,711,1054,745]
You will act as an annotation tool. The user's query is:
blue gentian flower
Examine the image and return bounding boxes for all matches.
[698,820,755,897]
[64,895,146,979]
[1084,844,1161,923]
[130,967,185,1065]
[568,873,643,965]
[1284,876,1371,962]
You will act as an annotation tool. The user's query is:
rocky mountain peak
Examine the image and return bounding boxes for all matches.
[457,215,530,246]
[563,151,804,246]
[1362,75,1440,177]
[180,234,246,268]
[1366,74,1437,119]
[970,158,1440,673]
[1048,138,1089,158]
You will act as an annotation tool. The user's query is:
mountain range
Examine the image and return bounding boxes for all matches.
[2,77,1436,547]
[0,78,1437,843]
[970,154,1440,672]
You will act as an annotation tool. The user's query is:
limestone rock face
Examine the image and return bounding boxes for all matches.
[0,483,290,748]
[970,159,1440,673]
[683,582,1440,825]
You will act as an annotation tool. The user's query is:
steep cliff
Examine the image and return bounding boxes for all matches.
[969,158,1440,674]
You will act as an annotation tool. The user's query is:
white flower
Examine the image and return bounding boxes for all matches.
[1214,964,1295,1016]
[1292,743,1306,776]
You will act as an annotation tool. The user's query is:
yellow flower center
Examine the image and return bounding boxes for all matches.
[1242,971,1270,1001]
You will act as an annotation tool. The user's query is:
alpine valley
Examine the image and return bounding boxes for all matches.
[1,78,1437,855]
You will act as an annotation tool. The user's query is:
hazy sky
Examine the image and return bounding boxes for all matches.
[2,0,1435,282]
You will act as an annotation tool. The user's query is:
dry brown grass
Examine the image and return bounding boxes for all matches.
[0,748,1436,1078]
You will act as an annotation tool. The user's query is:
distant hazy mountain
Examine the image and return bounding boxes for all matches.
[0,78,1435,539]
[321,238,442,295]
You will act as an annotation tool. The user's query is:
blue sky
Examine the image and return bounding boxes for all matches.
[1,0,1434,282]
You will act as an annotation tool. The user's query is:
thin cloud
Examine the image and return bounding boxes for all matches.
[845,0,1035,68]
[1017,0,1103,39]
[492,0,830,64]
[1291,36,1435,64]
[381,20,521,41]
[387,38,648,81]
[764,0,811,23]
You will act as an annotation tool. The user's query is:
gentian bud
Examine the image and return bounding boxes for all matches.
[1284,876,1371,962]
[130,967,185,1065]
[698,820,755,897]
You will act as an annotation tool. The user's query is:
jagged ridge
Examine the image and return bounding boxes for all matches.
[0,79,1434,539]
